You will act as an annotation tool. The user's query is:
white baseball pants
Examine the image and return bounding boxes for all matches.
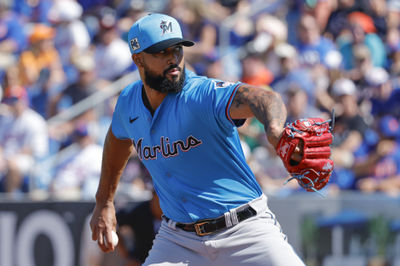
[143,194,305,266]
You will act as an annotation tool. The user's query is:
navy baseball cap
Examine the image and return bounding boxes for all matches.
[128,13,194,54]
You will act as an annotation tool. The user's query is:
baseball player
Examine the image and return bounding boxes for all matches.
[90,13,333,265]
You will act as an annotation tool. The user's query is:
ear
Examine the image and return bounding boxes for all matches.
[132,54,144,67]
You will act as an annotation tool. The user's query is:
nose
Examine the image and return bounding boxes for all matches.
[166,51,179,65]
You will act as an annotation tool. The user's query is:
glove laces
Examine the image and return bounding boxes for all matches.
[283,173,325,198]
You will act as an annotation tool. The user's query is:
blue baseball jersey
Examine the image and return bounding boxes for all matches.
[112,70,263,223]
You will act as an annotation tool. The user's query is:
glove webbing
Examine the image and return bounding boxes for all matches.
[283,173,325,198]
[286,118,333,138]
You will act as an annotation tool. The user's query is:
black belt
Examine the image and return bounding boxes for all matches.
[165,205,257,236]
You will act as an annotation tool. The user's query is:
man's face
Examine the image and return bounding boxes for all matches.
[139,45,185,93]
[298,15,319,44]
[143,63,186,93]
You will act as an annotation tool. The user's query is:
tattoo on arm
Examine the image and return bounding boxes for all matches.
[233,84,287,131]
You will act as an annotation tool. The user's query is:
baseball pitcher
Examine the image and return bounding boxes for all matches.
[90,13,333,266]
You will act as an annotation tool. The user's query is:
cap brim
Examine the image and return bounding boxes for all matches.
[144,38,195,53]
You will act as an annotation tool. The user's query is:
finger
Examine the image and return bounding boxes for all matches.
[98,230,104,246]
[104,230,115,252]
[104,230,111,249]
[97,230,109,252]
[294,146,300,154]
[291,144,303,162]
[91,224,98,241]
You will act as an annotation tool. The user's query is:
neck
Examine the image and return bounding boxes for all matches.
[142,85,167,114]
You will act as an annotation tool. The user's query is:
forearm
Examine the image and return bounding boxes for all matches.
[95,128,133,204]
[231,85,287,147]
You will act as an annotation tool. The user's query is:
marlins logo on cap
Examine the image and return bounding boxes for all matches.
[128,13,194,54]
[160,20,173,35]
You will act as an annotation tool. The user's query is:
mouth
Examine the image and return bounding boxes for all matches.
[165,66,181,77]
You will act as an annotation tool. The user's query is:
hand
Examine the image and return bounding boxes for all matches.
[291,139,304,162]
[89,201,117,252]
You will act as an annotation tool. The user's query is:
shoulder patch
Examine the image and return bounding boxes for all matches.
[212,80,235,89]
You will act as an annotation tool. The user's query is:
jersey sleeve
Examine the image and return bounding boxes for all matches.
[194,79,245,129]
[111,89,132,140]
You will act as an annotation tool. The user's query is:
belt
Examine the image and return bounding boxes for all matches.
[164,205,257,236]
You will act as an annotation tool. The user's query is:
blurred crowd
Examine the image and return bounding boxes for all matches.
[0,0,400,199]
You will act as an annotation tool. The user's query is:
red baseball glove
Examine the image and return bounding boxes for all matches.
[275,117,334,192]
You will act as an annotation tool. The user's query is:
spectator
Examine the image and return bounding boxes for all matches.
[47,0,91,79]
[253,14,288,77]
[18,23,65,89]
[366,67,400,118]
[301,0,334,32]
[386,26,400,74]
[331,78,368,150]
[285,86,322,124]
[387,0,400,29]
[330,78,368,189]
[0,0,26,55]
[0,0,26,83]
[344,44,374,86]
[0,86,49,193]
[48,53,97,117]
[2,63,21,97]
[12,0,52,24]
[240,50,273,87]
[367,0,387,38]
[50,123,102,199]
[338,11,387,70]
[271,42,317,106]
[93,7,132,82]
[295,14,339,68]
[325,0,361,39]
[354,115,400,197]
[293,14,340,111]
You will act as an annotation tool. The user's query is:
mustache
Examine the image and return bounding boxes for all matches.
[163,65,181,76]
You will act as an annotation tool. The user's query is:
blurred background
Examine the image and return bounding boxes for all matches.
[0,0,400,265]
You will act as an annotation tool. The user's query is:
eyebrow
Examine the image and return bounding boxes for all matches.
[157,45,183,54]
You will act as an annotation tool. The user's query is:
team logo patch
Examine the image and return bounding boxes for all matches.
[213,80,234,89]
[160,20,173,35]
[130,38,140,51]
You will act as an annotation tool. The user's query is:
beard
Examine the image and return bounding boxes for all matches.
[144,64,186,93]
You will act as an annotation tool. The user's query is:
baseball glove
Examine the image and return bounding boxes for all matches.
[275,117,334,192]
